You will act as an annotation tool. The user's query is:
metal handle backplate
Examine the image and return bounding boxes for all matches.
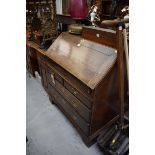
[51,74,55,85]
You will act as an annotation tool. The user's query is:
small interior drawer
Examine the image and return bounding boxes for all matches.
[64,81,92,109]
[48,83,90,135]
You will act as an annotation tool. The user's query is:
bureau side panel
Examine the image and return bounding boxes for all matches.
[90,64,119,134]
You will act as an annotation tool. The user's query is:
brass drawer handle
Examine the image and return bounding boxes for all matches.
[71,87,78,95]
[51,74,55,85]
[72,115,77,121]
[73,91,78,95]
[73,102,78,108]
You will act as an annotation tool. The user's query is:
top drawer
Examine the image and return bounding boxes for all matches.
[64,81,92,109]
[46,59,93,100]
[82,26,116,48]
[46,66,63,85]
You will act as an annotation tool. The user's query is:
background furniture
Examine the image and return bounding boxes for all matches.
[26,0,57,48]
[26,45,39,77]
[90,0,129,19]
[26,39,48,92]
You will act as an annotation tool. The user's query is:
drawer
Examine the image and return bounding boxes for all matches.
[62,71,93,99]
[46,60,93,99]
[55,80,90,122]
[64,81,91,109]
[46,66,63,85]
[82,26,116,48]
[48,83,90,135]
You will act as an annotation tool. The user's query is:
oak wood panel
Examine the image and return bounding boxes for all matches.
[46,66,64,85]
[56,81,90,122]
[64,81,91,109]
[27,40,46,56]
[48,77,91,122]
[45,58,93,103]
[46,32,117,89]
[48,83,90,135]
[91,64,118,134]
[49,95,93,147]
[82,26,117,48]
[26,45,39,77]
[39,61,48,91]
[116,28,125,125]
[26,39,46,78]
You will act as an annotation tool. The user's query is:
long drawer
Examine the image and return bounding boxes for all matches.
[64,81,91,109]
[45,59,93,100]
[56,80,90,122]
[48,83,90,135]
[47,73,91,122]
[46,64,92,109]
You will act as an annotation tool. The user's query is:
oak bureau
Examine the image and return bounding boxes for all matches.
[41,29,120,146]
[27,27,122,146]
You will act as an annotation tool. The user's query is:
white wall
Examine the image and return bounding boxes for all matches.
[56,0,62,14]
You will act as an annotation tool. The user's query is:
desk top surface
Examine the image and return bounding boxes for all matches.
[46,32,117,89]
[26,31,46,55]
[26,40,46,55]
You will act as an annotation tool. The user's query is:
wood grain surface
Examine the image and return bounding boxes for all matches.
[46,32,117,89]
